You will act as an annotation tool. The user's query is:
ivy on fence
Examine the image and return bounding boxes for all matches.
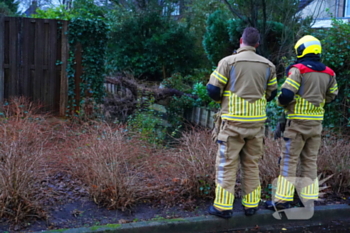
[67,18,108,116]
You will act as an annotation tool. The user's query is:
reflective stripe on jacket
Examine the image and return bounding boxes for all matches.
[207,46,277,127]
[281,64,337,121]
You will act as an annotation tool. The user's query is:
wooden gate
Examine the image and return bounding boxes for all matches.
[0,16,68,114]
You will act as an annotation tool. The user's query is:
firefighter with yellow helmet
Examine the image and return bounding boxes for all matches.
[266,35,338,210]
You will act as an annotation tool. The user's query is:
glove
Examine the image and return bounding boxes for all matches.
[273,112,286,140]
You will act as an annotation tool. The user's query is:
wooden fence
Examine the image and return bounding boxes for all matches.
[104,80,133,98]
[0,16,69,115]
[184,107,216,129]
[104,82,118,95]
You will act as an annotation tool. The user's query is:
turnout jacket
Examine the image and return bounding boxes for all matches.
[279,64,338,122]
[207,46,277,127]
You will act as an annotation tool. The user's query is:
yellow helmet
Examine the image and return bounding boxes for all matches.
[294,35,322,58]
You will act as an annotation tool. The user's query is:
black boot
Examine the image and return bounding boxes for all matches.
[208,205,233,219]
[244,207,258,216]
[265,200,292,210]
[298,199,316,208]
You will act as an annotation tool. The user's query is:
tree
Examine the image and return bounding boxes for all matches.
[0,0,18,14]
[32,0,106,19]
[56,0,74,9]
[20,0,102,12]
[72,0,106,18]
[0,2,12,15]
[202,10,284,67]
[202,10,234,66]
[110,0,159,9]
[107,11,200,80]
[220,0,313,73]
[19,0,51,11]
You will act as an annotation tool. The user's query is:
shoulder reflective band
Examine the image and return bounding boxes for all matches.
[330,84,338,93]
[212,70,228,84]
[285,78,300,90]
[268,77,277,86]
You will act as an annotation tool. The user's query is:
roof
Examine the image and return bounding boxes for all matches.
[298,0,314,12]
[24,1,38,16]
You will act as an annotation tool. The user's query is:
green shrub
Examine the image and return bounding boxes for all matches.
[161,73,192,91]
[0,0,17,15]
[107,11,200,80]
[127,99,169,146]
[32,5,75,20]
[0,1,14,16]
[202,10,234,66]
[313,18,350,131]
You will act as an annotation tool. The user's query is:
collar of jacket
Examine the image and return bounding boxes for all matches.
[237,46,256,53]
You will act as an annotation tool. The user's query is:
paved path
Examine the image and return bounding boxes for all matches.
[36,204,350,233]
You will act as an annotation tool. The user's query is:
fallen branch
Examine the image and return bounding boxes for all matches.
[105,76,197,102]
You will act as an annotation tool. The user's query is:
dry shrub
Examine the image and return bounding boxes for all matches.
[156,129,281,202]
[0,116,49,222]
[260,136,350,193]
[318,137,350,192]
[158,127,217,200]
[149,128,350,203]
[2,96,45,120]
[66,122,151,210]
[260,138,281,186]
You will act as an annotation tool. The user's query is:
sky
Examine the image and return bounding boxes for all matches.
[17,0,109,13]
[17,0,61,13]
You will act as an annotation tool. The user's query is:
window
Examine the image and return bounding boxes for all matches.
[345,0,350,17]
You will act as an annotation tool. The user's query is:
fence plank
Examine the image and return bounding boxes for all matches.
[200,108,208,127]
[42,20,49,109]
[59,21,68,116]
[28,19,35,100]
[48,20,57,112]
[208,111,215,128]
[8,18,18,97]
[34,19,44,103]
[183,107,216,129]
[21,18,31,98]
[16,18,22,98]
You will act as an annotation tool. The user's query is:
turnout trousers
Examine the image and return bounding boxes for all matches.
[275,120,322,202]
[213,120,264,210]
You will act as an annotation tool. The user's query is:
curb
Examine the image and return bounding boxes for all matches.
[36,204,350,233]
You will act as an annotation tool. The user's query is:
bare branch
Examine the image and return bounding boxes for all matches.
[221,0,248,24]
[105,76,197,102]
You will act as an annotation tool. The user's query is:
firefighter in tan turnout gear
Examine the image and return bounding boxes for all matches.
[207,27,277,218]
[266,35,338,210]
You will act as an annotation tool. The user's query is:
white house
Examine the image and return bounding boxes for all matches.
[299,0,350,28]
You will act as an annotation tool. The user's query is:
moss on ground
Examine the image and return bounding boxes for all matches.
[89,223,121,231]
